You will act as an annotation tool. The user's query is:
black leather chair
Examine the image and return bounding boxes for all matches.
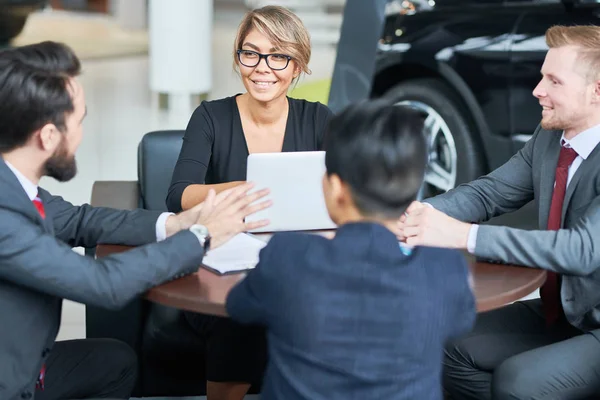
[86,130,260,397]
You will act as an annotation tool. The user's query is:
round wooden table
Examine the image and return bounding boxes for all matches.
[97,244,546,317]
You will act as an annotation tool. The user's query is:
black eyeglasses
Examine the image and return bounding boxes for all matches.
[237,49,292,71]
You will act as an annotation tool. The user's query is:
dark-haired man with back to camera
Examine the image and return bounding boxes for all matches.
[225,100,476,400]
[0,41,271,400]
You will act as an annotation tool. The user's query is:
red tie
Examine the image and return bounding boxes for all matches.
[540,145,578,327]
[32,193,47,390]
[36,363,46,391]
[32,195,45,219]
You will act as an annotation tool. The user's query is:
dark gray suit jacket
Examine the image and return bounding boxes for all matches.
[0,158,205,400]
[427,125,600,331]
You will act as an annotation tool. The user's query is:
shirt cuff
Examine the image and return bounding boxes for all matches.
[467,224,479,254]
[156,212,175,242]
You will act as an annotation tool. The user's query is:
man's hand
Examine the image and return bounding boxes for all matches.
[196,183,271,249]
[398,201,471,249]
[165,201,203,237]
[166,183,272,248]
[166,190,238,235]
[165,183,271,247]
[396,201,427,242]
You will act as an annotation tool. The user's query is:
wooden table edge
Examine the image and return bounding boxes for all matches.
[96,244,548,315]
[475,269,546,313]
[145,284,230,317]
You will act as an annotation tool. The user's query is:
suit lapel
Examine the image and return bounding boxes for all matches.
[538,131,562,230]
[561,143,600,224]
[0,158,49,229]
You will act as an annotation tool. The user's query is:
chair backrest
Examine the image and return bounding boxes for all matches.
[137,130,184,211]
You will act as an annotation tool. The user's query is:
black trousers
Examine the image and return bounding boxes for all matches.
[184,311,267,384]
[35,338,137,400]
[444,299,600,400]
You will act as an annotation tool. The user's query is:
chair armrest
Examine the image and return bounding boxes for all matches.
[85,181,139,259]
[91,181,139,210]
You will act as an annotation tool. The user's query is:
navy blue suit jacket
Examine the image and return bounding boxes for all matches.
[226,222,476,400]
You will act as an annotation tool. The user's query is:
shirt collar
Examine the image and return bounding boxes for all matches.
[4,160,38,201]
[560,123,600,160]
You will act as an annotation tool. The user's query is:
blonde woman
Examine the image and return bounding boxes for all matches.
[167,5,332,212]
[166,6,332,400]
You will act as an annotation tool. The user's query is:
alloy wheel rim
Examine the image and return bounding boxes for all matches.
[396,100,458,197]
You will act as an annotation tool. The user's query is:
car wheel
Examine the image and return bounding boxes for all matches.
[383,78,486,199]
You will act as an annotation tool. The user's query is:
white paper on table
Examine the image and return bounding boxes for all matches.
[202,233,267,275]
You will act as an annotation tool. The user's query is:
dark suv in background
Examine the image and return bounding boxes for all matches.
[373,0,600,203]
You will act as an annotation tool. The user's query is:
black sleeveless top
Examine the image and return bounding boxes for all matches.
[166,95,333,212]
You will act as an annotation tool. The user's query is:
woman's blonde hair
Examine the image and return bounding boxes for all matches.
[546,25,600,81]
[233,5,312,77]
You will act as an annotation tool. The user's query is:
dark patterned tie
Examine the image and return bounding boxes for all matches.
[540,146,578,327]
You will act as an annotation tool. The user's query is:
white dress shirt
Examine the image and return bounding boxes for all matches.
[466,123,600,253]
[5,161,171,241]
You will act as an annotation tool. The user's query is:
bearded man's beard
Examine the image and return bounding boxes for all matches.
[44,140,77,182]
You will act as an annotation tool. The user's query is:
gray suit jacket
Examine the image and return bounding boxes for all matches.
[427,125,600,331]
[0,158,205,400]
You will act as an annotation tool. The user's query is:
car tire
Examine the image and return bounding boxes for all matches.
[383,78,486,197]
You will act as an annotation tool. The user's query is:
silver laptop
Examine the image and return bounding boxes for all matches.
[245,151,336,232]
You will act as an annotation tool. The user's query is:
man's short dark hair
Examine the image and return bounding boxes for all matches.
[0,41,81,153]
[323,99,428,218]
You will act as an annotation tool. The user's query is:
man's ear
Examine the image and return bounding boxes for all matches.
[38,123,61,152]
[594,79,600,102]
[330,173,355,208]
